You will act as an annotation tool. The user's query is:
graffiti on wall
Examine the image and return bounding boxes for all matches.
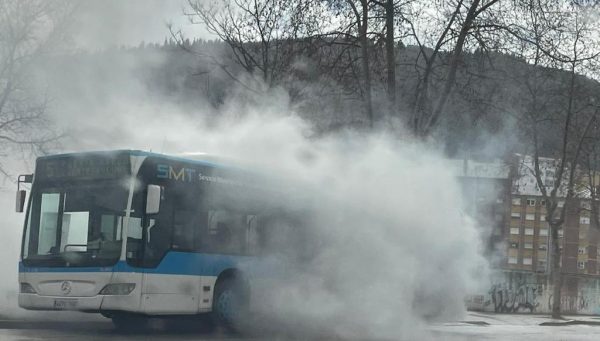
[474,272,600,315]
[487,282,540,313]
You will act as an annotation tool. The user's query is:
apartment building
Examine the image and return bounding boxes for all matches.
[507,155,599,276]
[458,155,600,313]
[454,155,599,276]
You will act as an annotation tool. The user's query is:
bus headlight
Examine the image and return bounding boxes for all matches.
[20,283,36,294]
[99,283,136,295]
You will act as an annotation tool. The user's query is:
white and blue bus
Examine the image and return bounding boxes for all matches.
[17,150,304,329]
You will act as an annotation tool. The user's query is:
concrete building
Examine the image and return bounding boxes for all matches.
[458,155,600,314]
[507,155,599,277]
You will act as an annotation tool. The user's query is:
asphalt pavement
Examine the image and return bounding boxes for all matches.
[1,311,600,340]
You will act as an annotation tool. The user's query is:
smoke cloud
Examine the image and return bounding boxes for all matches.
[45,58,489,339]
[0,5,490,338]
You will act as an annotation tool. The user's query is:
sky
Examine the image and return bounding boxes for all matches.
[70,0,213,50]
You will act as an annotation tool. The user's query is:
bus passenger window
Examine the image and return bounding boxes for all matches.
[172,210,195,251]
[208,210,245,254]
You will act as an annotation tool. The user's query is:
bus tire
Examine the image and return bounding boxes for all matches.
[110,312,150,332]
[212,279,248,331]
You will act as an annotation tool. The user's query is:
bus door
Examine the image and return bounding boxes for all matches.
[140,185,201,315]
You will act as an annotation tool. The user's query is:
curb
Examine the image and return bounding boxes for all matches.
[460,321,490,326]
[540,320,600,326]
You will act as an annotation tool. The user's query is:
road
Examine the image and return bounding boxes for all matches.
[2,312,600,340]
[0,318,247,341]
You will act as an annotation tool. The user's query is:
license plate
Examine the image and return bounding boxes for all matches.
[53,299,78,310]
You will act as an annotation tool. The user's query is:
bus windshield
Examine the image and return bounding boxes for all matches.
[22,181,132,267]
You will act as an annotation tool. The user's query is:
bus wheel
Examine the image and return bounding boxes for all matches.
[110,312,150,332]
[213,279,247,331]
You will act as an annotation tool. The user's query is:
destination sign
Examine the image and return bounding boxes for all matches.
[36,154,130,180]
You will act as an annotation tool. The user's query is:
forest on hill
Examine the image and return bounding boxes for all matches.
[41,35,599,160]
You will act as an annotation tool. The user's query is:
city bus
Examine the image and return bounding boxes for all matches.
[16,150,305,329]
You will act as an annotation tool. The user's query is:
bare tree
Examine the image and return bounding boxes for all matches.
[339,0,376,127]
[371,0,409,116]
[183,0,324,90]
[322,0,409,126]
[315,0,379,127]
[506,0,600,318]
[0,0,70,177]
[406,0,501,137]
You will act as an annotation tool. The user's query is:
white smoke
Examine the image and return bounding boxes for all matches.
[0,4,490,337]
[44,69,489,337]
[163,97,489,339]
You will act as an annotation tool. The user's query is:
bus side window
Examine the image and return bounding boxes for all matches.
[207,210,245,255]
[172,210,195,251]
[193,211,208,252]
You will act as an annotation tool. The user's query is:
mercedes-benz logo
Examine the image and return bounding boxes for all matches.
[60,281,72,295]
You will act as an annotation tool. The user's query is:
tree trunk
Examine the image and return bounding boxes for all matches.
[385,0,396,112]
[359,0,374,127]
[421,0,480,136]
[550,222,562,318]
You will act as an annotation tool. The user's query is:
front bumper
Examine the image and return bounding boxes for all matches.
[18,293,142,313]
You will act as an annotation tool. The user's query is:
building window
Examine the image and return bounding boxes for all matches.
[539,244,547,250]
[524,242,533,249]
[527,199,536,206]
[525,228,534,235]
[540,200,547,206]
[538,261,547,269]
[526,213,535,221]
[581,201,591,210]
[510,242,519,248]
[578,261,585,270]
[558,201,565,208]
[512,198,521,205]
[540,215,546,222]
[511,212,521,218]
[558,229,564,237]
[539,228,548,236]
[510,227,520,235]
[578,247,586,255]
[508,257,518,264]
[523,258,533,265]
[580,217,590,225]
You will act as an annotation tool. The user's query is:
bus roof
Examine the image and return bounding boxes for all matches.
[37,149,236,170]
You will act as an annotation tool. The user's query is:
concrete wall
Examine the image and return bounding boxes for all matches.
[467,271,600,315]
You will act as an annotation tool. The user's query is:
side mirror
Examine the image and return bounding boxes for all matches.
[16,190,26,213]
[16,174,33,213]
[146,185,161,215]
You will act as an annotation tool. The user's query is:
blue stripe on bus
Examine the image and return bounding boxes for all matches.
[19,252,254,277]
